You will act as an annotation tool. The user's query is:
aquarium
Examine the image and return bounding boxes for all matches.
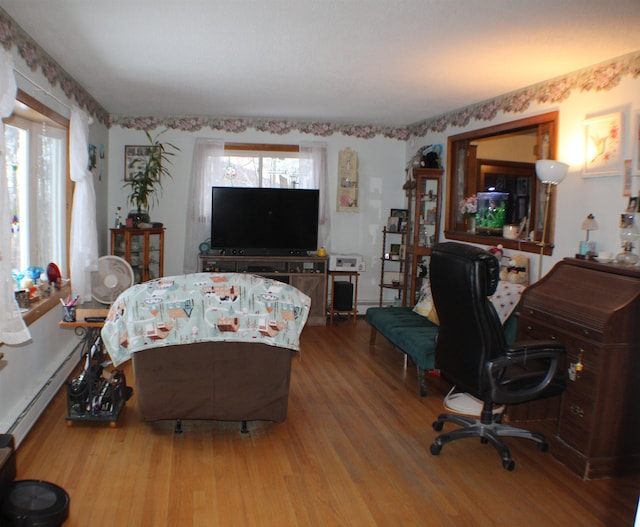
[476,192,508,234]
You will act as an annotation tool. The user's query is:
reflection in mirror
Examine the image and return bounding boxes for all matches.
[445,111,558,254]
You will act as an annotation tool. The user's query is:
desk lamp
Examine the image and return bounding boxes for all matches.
[535,160,569,280]
[578,213,599,258]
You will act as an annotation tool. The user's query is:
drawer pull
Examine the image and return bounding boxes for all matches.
[570,405,584,418]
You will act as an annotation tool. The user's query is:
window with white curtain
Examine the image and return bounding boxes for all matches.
[4,105,68,281]
[217,145,312,189]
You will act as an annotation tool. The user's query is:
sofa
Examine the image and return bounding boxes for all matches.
[101,273,311,430]
[131,341,295,426]
[366,279,523,397]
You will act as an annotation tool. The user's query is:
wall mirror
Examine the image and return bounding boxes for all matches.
[445,111,559,255]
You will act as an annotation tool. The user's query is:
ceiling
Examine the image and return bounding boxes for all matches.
[2,0,640,127]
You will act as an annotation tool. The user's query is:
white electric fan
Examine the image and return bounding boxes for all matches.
[91,255,135,304]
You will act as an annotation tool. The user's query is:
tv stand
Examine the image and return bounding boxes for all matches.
[199,254,328,326]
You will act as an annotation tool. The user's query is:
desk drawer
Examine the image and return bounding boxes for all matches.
[558,389,595,454]
[521,307,604,342]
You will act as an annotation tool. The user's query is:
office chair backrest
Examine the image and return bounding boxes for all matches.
[430,242,505,397]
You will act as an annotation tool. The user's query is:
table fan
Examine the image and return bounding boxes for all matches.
[91,255,134,304]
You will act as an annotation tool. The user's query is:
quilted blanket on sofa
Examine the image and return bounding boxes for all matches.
[101,273,310,366]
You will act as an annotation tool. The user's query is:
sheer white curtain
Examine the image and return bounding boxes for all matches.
[0,49,30,344]
[299,142,330,249]
[69,106,98,303]
[183,138,225,273]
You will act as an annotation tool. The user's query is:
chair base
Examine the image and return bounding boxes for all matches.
[430,412,549,471]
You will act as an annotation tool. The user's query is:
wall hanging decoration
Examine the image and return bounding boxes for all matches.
[633,110,640,176]
[583,112,622,177]
[337,147,358,212]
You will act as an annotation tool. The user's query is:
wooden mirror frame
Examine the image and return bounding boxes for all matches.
[444,111,559,255]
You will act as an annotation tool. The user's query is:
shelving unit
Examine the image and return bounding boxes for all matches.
[403,168,443,305]
[110,227,164,284]
[378,227,406,306]
[199,254,328,326]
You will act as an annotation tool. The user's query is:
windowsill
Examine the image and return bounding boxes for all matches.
[20,281,71,327]
[444,231,553,256]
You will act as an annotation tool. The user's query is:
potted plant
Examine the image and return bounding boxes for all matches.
[123,129,179,225]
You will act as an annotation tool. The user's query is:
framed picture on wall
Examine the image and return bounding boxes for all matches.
[583,112,623,177]
[633,110,640,176]
[124,145,157,182]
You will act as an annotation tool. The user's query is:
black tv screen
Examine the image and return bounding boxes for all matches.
[210,187,319,256]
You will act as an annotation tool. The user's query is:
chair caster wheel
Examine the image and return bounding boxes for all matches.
[502,459,515,471]
[537,442,549,452]
[432,420,444,432]
[430,442,442,456]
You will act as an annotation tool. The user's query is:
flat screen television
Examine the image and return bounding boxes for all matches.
[210,186,319,256]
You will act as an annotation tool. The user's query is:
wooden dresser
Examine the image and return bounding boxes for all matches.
[515,258,640,479]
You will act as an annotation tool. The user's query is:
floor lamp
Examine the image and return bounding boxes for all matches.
[535,160,569,280]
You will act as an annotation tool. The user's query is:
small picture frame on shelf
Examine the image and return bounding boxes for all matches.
[387,216,400,232]
[626,196,638,213]
[390,208,408,232]
[389,243,401,260]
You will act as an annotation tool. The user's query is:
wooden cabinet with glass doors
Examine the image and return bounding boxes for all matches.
[403,168,442,305]
[110,228,164,284]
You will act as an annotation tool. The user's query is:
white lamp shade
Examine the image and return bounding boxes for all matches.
[535,160,569,185]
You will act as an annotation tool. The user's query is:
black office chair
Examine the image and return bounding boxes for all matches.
[428,242,565,470]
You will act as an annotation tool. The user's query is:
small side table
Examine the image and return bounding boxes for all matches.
[327,271,359,325]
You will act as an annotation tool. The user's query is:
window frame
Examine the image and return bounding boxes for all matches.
[4,89,71,326]
[444,111,559,256]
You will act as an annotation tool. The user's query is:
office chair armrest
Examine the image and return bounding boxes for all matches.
[486,341,565,404]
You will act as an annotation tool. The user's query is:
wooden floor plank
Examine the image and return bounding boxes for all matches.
[13,320,640,526]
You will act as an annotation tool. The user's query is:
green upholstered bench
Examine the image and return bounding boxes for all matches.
[365,307,439,397]
[365,304,520,398]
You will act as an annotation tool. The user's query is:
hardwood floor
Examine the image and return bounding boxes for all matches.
[14,320,640,526]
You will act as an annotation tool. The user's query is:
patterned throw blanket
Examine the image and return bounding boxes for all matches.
[101,273,311,366]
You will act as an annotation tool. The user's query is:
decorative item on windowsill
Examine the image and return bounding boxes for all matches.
[123,129,180,227]
[577,213,599,259]
[616,213,639,265]
[459,195,478,233]
[535,159,569,280]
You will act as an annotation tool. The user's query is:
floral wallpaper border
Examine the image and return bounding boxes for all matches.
[1,8,639,141]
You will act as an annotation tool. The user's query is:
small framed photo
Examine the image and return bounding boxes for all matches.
[389,243,401,260]
[386,216,400,232]
[124,145,157,182]
[390,208,408,232]
[626,196,638,213]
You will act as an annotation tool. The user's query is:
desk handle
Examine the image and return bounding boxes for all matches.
[569,405,584,418]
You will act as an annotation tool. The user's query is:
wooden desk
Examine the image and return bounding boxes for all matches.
[327,271,359,324]
[514,258,640,479]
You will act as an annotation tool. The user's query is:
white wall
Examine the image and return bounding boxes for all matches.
[107,127,407,308]
[407,75,640,280]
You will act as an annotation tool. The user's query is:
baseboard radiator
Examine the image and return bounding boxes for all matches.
[8,342,82,447]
